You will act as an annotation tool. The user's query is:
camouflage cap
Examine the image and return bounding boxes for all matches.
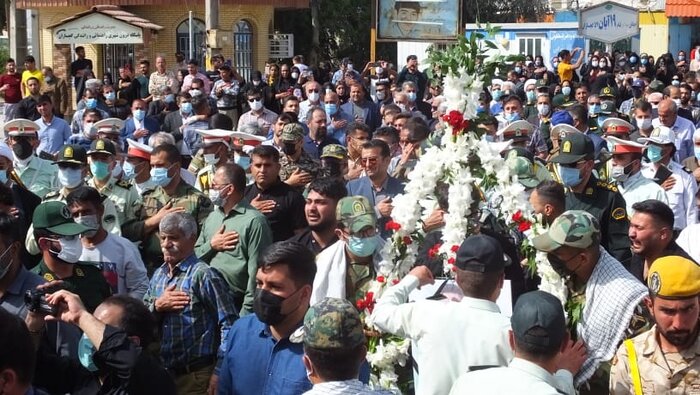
[532,210,601,252]
[321,144,347,160]
[336,196,376,234]
[301,297,365,349]
[281,123,304,142]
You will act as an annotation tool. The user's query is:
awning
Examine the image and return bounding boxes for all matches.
[666,0,700,17]
[47,5,163,45]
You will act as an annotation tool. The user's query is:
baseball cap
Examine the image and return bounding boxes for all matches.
[511,291,567,348]
[599,86,616,98]
[638,126,676,146]
[455,234,511,273]
[32,201,92,236]
[632,79,645,89]
[599,100,616,115]
[298,297,365,349]
[281,123,304,142]
[532,210,601,252]
[55,145,87,165]
[507,156,539,188]
[551,94,573,109]
[550,110,574,126]
[336,196,376,234]
[550,133,594,164]
[321,144,347,160]
[649,80,665,93]
[648,256,700,298]
[87,138,116,156]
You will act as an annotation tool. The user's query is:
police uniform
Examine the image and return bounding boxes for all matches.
[610,256,700,395]
[606,136,668,216]
[278,123,320,192]
[125,139,156,195]
[4,119,58,199]
[546,123,580,183]
[194,129,235,194]
[86,138,142,226]
[553,133,632,265]
[29,201,112,313]
[124,181,212,272]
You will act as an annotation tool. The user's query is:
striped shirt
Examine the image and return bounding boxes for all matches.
[143,253,238,372]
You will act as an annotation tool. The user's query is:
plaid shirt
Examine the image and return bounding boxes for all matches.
[144,253,238,372]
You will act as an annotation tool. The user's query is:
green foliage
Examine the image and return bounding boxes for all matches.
[464,0,549,24]
[0,47,8,74]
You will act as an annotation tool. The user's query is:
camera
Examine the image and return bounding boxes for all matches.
[24,285,63,315]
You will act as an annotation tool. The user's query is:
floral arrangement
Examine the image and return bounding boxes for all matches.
[357,29,535,392]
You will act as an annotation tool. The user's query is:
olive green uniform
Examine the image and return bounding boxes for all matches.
[31,260,111,313]
[565,177,632,265]
[122,181,213,273]
[14,155,58,199]
[88,176,142,227]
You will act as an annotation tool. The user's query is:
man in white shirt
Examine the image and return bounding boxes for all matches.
[449,291,585,395]
[639,126,698,230]
[652,99,695,162]
[299,81,322,123]
[371,234,513,395]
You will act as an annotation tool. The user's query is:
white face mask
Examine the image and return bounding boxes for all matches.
[111,162,122,178]
[636,117,652,130]
[537,104,550,116]
[249,100,263,111]
[307,92,320,103]
[74,214,100,238]
[203,153,219,165]
[48,236,83,264]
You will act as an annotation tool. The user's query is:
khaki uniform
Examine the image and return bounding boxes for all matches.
[122,181,212,272]
[194,164,215,194]
[25,187,122,255]
[14,155,57,199]
[88,176,142,226]
[610,326,700,394]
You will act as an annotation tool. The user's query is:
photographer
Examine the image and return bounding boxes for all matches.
[25,290,175,394]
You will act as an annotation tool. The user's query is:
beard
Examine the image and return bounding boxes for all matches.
[659,327,694,347]
[308,217,335,233]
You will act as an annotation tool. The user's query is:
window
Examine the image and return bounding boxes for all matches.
[103,44,134,80]
[177,18,206,68]
[233,20,254,82]
[518,37,543,58]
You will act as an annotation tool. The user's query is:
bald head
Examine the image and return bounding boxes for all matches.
[664,86,680,99]
[657,99,678,127]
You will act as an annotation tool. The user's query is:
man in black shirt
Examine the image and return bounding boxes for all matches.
[70,46,93,101]
[243,145,307,241]
[26,291,176,395]
[288,177,346,254]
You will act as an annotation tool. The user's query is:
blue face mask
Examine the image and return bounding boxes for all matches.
[122,161,137,180]
[514,67,522,74]
[588,104,601,116]
[407,92,417,102]
[476,105,486,115]
[505,112,521,123]
[641,58,648,65]
[629,56,638,64]
[324,104,338,116]
[164,94,175,104]
[180,102,193,114]
[559,165,583,187]
[526,91,536,102]
[597,116,609,128]
[133,109,146,121]
[492,90,503,101]
[90,161,111,180]
[85,98,97,110]
[78,333,98,372]
[347,235,379,257]
[58,167,84,189]
[694,147,700,160]
[150,165,173,187]
[647,145,664,163]
[0,171,7,185]
[561,86,571,96]
[235,154,251,170]
[104,92,116,102]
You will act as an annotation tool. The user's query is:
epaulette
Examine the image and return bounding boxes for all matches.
[43,190,60,199]
[596,180,618,192]
[116,180,132,189]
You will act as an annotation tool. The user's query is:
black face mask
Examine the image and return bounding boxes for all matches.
[282,142,297,156]
[321,158,342,177]
[12,139,33,160]
[546,252,578,278]
[253,288,299,325]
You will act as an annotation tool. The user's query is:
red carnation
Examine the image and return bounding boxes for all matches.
[376,276,386,283]
[451,244,459,253]
[448,257,456,264]
[512,210,523,222]
[402,236,412,245]
[392,278,400,285]
[385,220,401,231]
[518,221,532,232]
[356,299,366,310]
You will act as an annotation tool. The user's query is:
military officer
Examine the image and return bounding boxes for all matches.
[598,118,636,182]
[497,120,533,150]
[3,118,57,199]
[30,201,111,312]
[122,143,212,272]
[551,132,632,265]
[546,123,580,181]
[639,126,698,230]
[124,138,155,195]
[93,117,124,146]
[605,136,668,216]
[194,128,234,193]
[86,138,142,227]
[505,147,552,188]
[278,123,320,192]
[610,255,700,394]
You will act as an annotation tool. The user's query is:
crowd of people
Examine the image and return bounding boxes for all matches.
[0,43,698,395]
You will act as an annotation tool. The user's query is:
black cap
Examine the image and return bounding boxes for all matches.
[87,138,116,156]
[511,291,566,348]
[55,144,87,165]
[551,133,594,164]
[455,234,510,273]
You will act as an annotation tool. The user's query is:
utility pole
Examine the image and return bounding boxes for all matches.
[205,0,219,71]
[8,1,28,63]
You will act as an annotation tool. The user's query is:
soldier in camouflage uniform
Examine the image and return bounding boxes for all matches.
[122,143,212,273]
[532,210,651,395]
[86,138,142,227]
[278,123,319,192]
[294,297,389,394]
[194,128,234,194]
[610,255,700,395]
